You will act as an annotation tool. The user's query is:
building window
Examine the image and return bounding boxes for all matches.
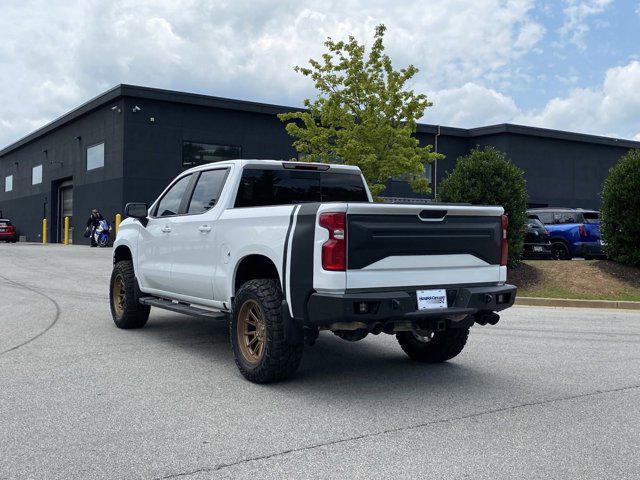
[424,162,433,184]
[87,143,105,171]
[32,164,43,185]
[182,141,241,168]
[5,175,13,192]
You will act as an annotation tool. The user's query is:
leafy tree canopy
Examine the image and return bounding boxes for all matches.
[600,149,640,266]
[279,24,442,197]
[438,146,528,267]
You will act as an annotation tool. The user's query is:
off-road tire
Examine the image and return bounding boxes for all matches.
[230,279,303,383]
[109,260,150,329]
[397,328,469,363]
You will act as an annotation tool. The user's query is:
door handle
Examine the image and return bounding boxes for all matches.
[198,225,212,233]
[161,226,172,233]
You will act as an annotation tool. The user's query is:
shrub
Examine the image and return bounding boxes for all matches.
[600,149,640,266]
[438,146,528,267]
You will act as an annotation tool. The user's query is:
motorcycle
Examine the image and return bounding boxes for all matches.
[93,219,111,247]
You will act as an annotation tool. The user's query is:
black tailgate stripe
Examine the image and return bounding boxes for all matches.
[282,205,297,294]
[288,203,320,320]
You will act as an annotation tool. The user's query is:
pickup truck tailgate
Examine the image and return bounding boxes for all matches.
[345,203,505,290]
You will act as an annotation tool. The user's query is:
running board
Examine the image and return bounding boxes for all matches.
[139,297,228,320]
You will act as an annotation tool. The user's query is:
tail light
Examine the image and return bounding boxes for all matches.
[500,214,508,266]
[319,212,346,271]
[578,224,587,238]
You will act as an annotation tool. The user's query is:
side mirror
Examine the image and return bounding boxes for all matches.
[125,203,148,219]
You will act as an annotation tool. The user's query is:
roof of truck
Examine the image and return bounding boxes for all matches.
[182,159,362,176]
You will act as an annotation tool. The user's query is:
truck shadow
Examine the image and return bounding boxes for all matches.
[138,313,504,398]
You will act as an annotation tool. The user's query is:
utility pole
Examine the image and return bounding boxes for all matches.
[434,125,441,199]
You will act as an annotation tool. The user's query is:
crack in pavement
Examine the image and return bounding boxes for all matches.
[155,382,640,479]
[0,273,61,356]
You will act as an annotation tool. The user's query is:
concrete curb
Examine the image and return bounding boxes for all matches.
[516,296,640,310]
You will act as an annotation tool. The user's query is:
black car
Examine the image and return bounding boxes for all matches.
[522,216,552,259]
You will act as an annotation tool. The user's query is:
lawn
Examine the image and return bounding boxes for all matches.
[509,259,640,301]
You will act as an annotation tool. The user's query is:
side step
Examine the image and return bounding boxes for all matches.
[139,297,228,321]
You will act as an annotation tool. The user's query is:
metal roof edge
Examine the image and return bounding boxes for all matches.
[2,84,639,157]
[468,123,640,148]
[0,85,124,157]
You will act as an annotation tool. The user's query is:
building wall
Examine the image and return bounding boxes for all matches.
[471,132,630,209]
[0,101,125,243]
[120,96,299,207]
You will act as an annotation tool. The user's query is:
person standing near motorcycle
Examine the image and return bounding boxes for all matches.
[86,208,104,247]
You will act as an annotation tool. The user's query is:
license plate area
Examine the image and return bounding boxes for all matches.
[533,246,543,252]
[416,289,448,310]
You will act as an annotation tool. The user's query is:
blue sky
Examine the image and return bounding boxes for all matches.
[498,1,639,110]
[0,0,639,149]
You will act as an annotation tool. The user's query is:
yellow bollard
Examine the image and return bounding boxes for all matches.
[42,218,47,244]
[115,213,121,237]
[64,217,70,245]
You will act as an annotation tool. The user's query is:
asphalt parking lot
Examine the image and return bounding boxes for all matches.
[1,244,639,479]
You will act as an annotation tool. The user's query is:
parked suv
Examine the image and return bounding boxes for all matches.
[0,219,17,243]
[527,208,603,260]
[111,160,516,383]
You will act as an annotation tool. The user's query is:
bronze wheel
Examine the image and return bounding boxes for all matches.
[236,299,266,364]
[109,260,149,329]
[112,275,126,317]
[230,279,303,383]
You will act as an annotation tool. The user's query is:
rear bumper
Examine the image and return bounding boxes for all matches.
[522,242,552,258]
[0,232,16,241]
[305,284,517,327]
[573,241,605,257]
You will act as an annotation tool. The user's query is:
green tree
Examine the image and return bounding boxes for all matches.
[278,24,441,197]
[600,149,640,266]
[438,146,528,267]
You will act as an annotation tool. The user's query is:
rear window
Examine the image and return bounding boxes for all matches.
[583,212,600,224]
[234,169,368,207]
[0,220,11,227]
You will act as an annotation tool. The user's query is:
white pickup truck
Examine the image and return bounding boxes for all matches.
[110,160,516,383]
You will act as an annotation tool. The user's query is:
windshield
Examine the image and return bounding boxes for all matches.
[527,218,544,229]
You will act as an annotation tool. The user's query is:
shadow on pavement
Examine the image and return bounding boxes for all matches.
[135,312,506,401]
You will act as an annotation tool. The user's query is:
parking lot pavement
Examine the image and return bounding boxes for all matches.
[1,244,639,479]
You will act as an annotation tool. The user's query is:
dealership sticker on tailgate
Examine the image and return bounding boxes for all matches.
[416,289,448,310]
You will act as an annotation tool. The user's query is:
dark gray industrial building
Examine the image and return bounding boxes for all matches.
[1,84,638,244]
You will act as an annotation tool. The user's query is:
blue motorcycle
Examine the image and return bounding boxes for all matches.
[93,219,111,247]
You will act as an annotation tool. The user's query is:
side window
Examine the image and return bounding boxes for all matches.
[187,169,229,214]
[155,175,192,217]
[536,212,553,224]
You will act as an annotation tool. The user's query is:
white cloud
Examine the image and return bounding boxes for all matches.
[559,0,613,49]
[0,0,543,148]
[428,83,519,126]
[518,60,640,138]
[1,1,637,148]
[423,61,640,141]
